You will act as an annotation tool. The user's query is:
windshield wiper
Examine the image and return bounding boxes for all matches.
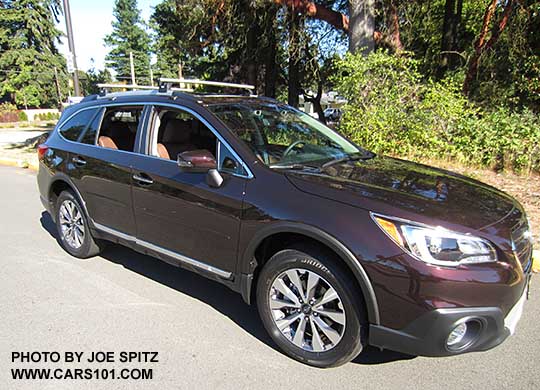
[269,164,310,170]
[321,152,375,169]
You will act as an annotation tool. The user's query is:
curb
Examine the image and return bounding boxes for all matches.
[0,157,38,172]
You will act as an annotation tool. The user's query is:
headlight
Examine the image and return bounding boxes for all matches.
[372,213,497,266]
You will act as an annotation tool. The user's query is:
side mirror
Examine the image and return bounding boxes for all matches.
[177,150,217,172]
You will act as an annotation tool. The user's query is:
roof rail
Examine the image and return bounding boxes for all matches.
[158,78,255,93]
[97,83,193,95]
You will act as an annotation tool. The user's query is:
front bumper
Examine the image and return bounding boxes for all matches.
[369,278,530,357]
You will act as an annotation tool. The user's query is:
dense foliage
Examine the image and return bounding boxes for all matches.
[0,0,538,174]
[0,0,70,108]
[333,51,540,174]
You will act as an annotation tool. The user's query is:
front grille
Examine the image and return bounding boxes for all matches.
[511,217,533,272]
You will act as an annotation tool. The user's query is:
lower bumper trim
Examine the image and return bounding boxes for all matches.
[368,306,510,357]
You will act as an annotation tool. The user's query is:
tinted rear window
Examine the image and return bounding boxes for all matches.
[80,110,103,145]
[59,108,99,142]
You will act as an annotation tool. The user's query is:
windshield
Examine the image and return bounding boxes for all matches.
[208,102,363,167]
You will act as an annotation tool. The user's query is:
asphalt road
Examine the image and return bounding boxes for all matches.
[0,130,47,145]
[0,165,538,390]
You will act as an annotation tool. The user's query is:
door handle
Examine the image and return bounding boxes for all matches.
[133,173,154,185]
[72,156,86,166]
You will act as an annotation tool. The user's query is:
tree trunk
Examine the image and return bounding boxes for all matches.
[246,19,258,90]
[349,0,375,54]
[264,8,278,97]
[438,0,463,76]
[388,1,403,52]
[463,0,513,95]
[288,13,300,108]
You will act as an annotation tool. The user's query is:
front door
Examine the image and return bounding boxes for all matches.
[130,105,249,275]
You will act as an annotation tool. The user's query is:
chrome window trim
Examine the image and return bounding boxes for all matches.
[57,103,149,156]
[146,103,253,179]
[93,222,232,279]
[56,101,254,179]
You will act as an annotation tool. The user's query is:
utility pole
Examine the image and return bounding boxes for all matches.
[149,64,154,87]
[54,67,63,110]
[130,52,136,85]
[178,62,183,89]
[62,0,81,96]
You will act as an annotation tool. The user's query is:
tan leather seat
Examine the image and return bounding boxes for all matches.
[160,119,197,158]
[98,136,118,150]
[157,143,170,160]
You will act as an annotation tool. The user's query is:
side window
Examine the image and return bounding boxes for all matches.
[97,106,143,152]
[59,108,98,142]
[79,109,103,145]
[218,141,246,176]
[150,108,217,160]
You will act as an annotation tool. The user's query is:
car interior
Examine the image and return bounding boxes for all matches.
[151,110,217,161]
[97,107,143,152]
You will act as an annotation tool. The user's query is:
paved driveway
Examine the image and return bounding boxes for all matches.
[0,129,47,145]
[0,165,538,390]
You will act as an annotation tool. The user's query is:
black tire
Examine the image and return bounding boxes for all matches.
[256,244,366,368]
[55,190,104,258]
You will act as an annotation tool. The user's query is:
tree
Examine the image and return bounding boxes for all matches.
[0,0,70,108]
[349,0,375,53]
[152,0,283,95]
[79,61,113,96]
[104,0,151,85]
[275,0,376,54]
[463,0,514,94]
[438,0,463,76]
[275,0,349,31]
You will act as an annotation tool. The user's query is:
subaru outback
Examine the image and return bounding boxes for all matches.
[37,80,533,367]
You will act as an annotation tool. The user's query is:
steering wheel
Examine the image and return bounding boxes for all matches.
[283,140,307,158]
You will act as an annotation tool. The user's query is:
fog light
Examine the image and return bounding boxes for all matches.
[447,323,468,347]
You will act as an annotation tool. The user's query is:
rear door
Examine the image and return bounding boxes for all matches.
[65,105,147,236]
[129,104,250,276]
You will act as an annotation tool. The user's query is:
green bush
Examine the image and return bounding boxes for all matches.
[332,51,540,174]
[18,111,28,122]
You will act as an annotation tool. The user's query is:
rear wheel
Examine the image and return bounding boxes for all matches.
[55,190,104,258]
[256,245,366,367]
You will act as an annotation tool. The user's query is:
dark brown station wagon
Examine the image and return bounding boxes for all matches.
[37,79,533,367]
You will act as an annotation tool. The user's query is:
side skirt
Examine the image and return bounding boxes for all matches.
[91,223,241,293]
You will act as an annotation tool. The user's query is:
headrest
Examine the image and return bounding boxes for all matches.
[161,119,193,144]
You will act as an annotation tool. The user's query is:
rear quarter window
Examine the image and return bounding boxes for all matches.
[58,108,99,142]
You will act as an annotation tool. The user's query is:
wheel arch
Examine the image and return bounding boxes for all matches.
[240,223,380,325]
[48,174,90,223]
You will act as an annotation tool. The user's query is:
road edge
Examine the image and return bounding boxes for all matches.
[0,157,38,171]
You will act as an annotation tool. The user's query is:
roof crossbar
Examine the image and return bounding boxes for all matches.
[159,78,255,93]
[97,83,193,96]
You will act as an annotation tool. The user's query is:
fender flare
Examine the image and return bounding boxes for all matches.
[241,222,380,325]
[48,173,91,224]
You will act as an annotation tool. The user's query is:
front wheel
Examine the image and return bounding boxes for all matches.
[256,245,366,367]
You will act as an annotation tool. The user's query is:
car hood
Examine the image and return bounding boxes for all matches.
[285,156,519,231]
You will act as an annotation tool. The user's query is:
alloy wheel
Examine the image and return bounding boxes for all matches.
[58,199,85,249]
[268,268,346,352]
